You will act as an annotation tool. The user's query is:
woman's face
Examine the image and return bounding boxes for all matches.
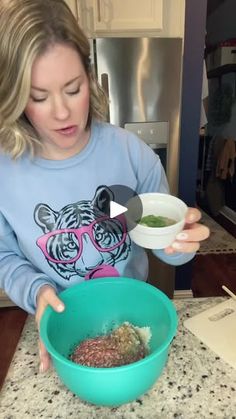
[25,43,91,160]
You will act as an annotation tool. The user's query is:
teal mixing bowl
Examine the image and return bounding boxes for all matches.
[40,277,178,406]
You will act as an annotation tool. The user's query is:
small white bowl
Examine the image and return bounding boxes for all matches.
[127,193,188,249]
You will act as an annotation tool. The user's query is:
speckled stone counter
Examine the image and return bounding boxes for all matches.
[1,298,236,419]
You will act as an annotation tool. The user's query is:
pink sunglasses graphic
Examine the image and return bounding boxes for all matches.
[36,215,127,264]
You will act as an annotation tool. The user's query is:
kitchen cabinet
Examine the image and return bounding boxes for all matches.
[65,0,78,19]
[76,0,185,38]
[92,0,163,32]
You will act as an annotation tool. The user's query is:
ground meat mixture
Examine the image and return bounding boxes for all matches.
[70,322,150,368]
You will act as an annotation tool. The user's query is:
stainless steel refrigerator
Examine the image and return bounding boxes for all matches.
[92,38,183,296]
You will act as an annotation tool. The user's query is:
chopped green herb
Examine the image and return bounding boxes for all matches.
[139,214,176,228]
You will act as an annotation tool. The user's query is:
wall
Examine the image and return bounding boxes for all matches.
[176,0,207,290]
[178,0,207,205]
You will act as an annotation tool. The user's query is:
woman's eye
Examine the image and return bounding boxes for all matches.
[30,96,47,103]
[67,88,80,95]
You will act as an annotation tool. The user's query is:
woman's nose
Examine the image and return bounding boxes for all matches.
[52,96,70,120]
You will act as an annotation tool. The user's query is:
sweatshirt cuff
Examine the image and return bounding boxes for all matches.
[152,249,195,266]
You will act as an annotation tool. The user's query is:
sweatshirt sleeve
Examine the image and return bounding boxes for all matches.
[0,213,58,314]
[152,248,195,266]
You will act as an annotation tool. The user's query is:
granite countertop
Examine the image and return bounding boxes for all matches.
[1,297,236,419]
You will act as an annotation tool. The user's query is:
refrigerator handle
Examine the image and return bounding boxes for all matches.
[101,73,110,122]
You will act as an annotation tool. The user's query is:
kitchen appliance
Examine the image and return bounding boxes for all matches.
[93,37,183,196]
[206,40,236,72]
[184,298,236,369]
[92,37,183,297]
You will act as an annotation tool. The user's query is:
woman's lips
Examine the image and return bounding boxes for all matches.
[55,125,77,136]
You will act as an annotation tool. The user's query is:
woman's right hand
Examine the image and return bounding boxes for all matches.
[35,285,65,373]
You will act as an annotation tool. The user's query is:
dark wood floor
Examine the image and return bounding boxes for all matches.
[191,207,236,297]
[0,307,28,390]
[192,253,236,297]
[1,207,236,391]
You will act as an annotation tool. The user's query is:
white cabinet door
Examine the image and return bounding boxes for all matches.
[65,0,78,19]
[93,0,163,32]
[76,0,185,39]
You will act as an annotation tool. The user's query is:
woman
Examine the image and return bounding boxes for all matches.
[0,0,209,373]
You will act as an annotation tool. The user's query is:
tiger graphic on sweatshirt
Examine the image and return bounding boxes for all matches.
[34,186,131,281]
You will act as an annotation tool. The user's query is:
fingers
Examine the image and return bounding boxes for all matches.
[165,222,210,254]
[176,223,210,242]
[35,300,46,329]
[165,240,200,254]
[39,339,51,373]
[165,207,210,253]
[35,285,64,328]
[35,285,65,374]
[38,285,65,312]
[184,207,202,224]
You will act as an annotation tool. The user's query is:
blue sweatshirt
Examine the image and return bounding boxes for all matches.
[0,121,193,313]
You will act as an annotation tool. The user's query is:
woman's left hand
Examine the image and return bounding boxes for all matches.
[165,207,210,254]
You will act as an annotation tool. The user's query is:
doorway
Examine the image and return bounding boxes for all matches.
[197,0,236,234]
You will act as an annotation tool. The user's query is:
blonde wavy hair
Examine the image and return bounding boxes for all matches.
[0,0,108,159]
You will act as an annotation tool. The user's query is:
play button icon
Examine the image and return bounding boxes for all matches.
[94,184,143,232]
[110,201,128,218]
